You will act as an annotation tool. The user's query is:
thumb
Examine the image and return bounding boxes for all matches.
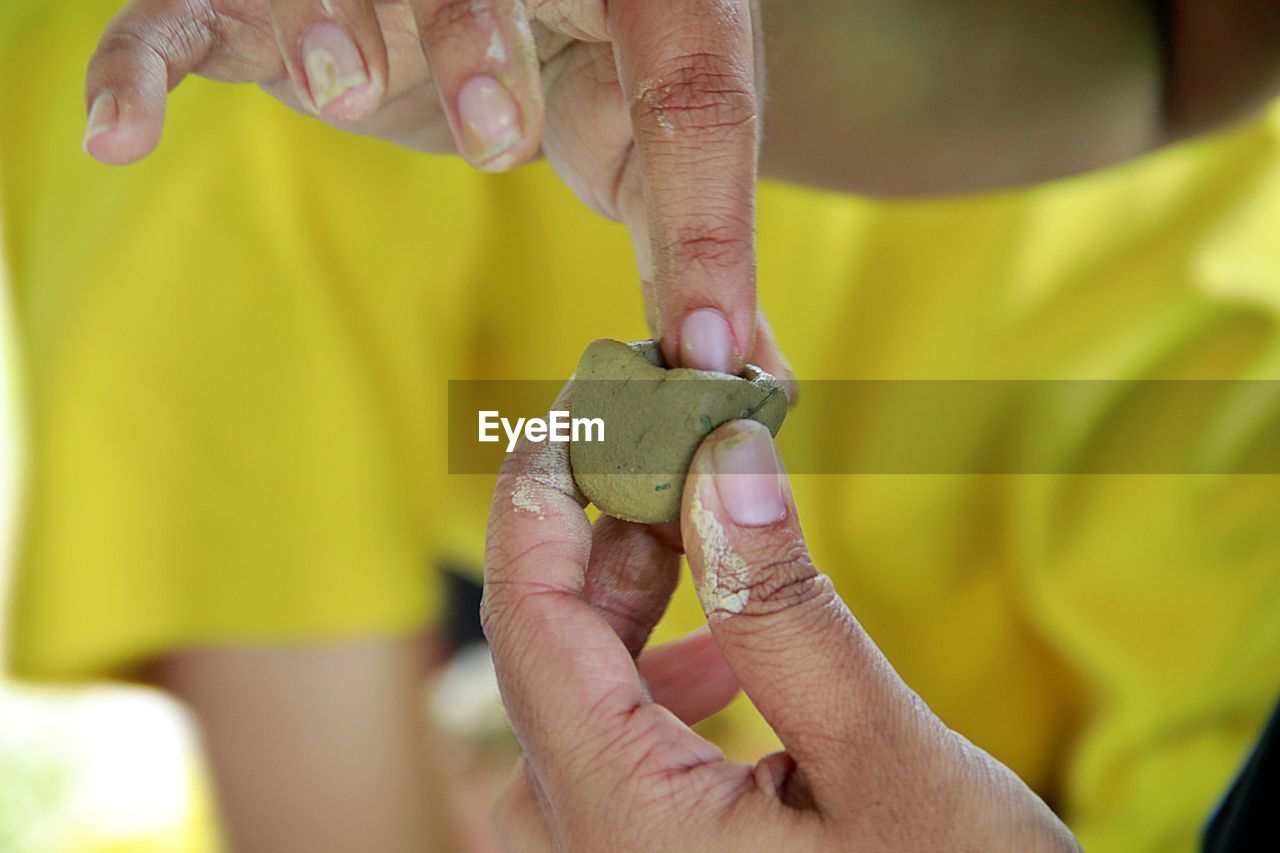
[680,420,944,802]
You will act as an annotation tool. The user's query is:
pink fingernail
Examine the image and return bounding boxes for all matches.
[680,308,734,372]
[456,75,522,167]
[301,22,374,118]
[711,421,786,527]
[82,92,118,155]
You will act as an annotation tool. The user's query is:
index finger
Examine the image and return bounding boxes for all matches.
[609,0,760,373]
[83,0,238,164]
[481,389,717,793]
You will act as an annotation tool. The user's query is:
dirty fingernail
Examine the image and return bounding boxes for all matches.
[457,75,522,167]
[82,92,118,155]
[680,308,734,373]
[301,22,373,116]
[711,421,785,527]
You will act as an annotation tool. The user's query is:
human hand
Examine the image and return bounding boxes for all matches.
[481,410,1080,851]
[83,0,779,374]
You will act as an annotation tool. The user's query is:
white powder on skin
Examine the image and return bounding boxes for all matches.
[511,479,544,517]
[634,79,678,135]
[486,30,507,64]
[511,390,580,519]
[690,489,751,616]
[304,48,368,110]
[511,440,562,518]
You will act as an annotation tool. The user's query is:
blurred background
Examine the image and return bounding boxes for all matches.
[2,244,224,850]
[0,264,214,850]
[0,326,519,852]
[4,3,1280,852]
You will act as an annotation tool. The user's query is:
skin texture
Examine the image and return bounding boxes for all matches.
[483,416,1082,851]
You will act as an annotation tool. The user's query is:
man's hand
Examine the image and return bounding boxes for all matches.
[481,411,1080,851]
[83,0,778,374]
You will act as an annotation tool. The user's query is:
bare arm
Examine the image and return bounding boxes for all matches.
[759,0,1280,196]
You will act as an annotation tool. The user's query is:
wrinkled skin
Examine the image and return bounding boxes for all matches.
[481,407,1082,851]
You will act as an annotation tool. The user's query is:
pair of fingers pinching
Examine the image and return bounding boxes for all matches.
[482,400,1078,850]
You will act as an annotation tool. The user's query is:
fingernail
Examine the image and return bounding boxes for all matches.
[82,92,118,155]
[457,75,522,166]
[301,23,373,116]
[680,308,734,373]
[711,421,786,527]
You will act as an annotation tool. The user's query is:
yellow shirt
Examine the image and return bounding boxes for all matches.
[4,3,1280,851]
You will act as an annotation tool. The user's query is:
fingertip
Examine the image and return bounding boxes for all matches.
[298,20,385,123]
[82,93,161,165]
[453,74,541,172]
[81,91,118,158]
[750,308,798,403]
[682,420,804,620]
[754,752,816,809]
[315,81,384,123]
[672,307,736,373]
[753,751,795,796]
[704,419,788,529]
[410,0,545,173]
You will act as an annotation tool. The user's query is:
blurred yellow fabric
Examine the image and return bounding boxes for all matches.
[4,3,1280,852]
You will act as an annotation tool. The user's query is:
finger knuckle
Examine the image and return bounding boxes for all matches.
[632,51,757,137]
[417,0,499,45]
[608,705,705,792]
[670,217,753,274]
[590,593,657,652]
[735,554,831,618]
[95,28,162,74]
[479,573,575,652]
[100,8,210,70]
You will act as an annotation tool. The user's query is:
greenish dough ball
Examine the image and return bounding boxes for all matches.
[569,339,789,524]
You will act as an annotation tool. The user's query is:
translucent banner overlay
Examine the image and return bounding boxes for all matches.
[448,380,1280,475]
